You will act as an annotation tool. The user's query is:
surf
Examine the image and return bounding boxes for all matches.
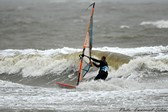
[0,46,168,89]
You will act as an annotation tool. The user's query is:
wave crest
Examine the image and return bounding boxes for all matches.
[140,20,168,28]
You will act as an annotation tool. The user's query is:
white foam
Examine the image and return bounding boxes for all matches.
[1,83,167,111]
[0,54,74,77]
[79,56,168,91]
[1,46,168,58]
[94,45,168,58]
[140,20,168,28]
[0,47,81,56]
[111,56,168,77]
[0,46,168,77]
[0,80,24,87]
[82,56,168,91]
[120,25,130,29]
[79,75,168,91]
[49,0,68,3]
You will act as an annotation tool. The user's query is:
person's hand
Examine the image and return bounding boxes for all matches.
[81,54,84,57]
[79,54,84,58]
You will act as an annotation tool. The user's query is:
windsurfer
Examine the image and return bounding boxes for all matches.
[90,56,109,80]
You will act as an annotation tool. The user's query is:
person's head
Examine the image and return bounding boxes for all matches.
[101,56,106,61]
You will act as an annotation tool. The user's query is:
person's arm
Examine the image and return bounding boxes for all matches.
[80,54,101,62]
[90,57,101,63]
[92,62,100,68]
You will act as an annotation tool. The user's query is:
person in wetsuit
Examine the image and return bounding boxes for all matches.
[90,56,109,80]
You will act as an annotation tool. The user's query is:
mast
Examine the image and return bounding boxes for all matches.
[77,2,95,85]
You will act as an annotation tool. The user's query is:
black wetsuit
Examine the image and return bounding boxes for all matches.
[91,57,108,80]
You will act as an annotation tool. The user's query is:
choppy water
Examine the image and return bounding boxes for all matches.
[0,0,168,112]
[0,0,168,49]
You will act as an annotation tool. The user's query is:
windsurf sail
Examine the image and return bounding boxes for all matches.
[77,2,95,85]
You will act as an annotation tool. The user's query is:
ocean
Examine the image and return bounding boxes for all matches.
[0,0,168,112]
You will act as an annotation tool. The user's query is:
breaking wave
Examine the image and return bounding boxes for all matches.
[0,46,168,90]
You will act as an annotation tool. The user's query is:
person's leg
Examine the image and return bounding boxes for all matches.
[99,71,108,80]
[94,74,101,80]
[101,73,108,80]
